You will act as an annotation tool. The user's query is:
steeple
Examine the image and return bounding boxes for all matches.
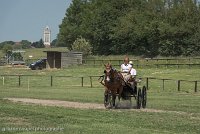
[43,25,51,47]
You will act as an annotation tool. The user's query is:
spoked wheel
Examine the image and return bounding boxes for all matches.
[141,86,147,108]
[136,88,142,109]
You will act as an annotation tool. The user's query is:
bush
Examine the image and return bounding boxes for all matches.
[72,37,92,57]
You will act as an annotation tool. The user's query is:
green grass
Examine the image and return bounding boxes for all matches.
[24,47,68,60]
[1,47,200,65]
[1,86,200,113]
[0,96,200,134]
[0,66,199,79]
[0,66,200,133]
[0,66,199,91]
[0,47,68,61]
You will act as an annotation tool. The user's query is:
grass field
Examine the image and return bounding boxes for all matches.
[0,66,200,134]
[1,47,200,62]
[0,47,68,63]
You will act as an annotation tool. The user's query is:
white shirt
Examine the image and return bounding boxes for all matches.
[121,63,132,73]
[130,68,136,76]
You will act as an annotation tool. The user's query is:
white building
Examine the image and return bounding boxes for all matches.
[43,26,51,47]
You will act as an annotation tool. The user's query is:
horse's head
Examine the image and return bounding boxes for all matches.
[104,63,114,82]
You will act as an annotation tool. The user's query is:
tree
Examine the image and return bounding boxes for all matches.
[21,40,31,49]
[31,39,45,48]
[2,44,13,54]
[2,44,13,61]
[57,0,200,57]
[0,41,15,49]
[51,39,57,47]
[72,37,92,57]
[57,0,88,49]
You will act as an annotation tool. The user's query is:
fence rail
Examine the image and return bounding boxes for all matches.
[0,75,199,92]
[82,58,200,68]
[3,58,200,68]
[146,77,200,92]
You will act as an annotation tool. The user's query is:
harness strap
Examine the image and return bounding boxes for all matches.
[99,75,105,86]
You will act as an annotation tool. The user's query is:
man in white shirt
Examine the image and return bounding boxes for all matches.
[121,57,132,82]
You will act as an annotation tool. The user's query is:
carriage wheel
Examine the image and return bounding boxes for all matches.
[136,88,142,109]
[142,86,147,108]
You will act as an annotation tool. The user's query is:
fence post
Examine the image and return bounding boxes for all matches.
[2,76,4,86]
[51,76,53,87]
[81,77,84,87]
[28,77,30,91]
[194,81,197,92]
[177,80,180,91]
[90,76,93,88]
[18,75,21,87]
[146,77,149,90]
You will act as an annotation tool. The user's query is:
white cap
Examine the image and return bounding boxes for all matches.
[129,61,133,64]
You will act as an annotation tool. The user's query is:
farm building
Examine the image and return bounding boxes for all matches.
[43,51,82,69]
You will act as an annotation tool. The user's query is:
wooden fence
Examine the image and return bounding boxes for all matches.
[146,77,199,92]
[82,58,200,68]
[0,75,199,92]
[9,58,200,68]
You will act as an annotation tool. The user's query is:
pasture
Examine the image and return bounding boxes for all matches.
[0,66,200,134]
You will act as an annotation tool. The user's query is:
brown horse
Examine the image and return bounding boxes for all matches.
[103,63,124,108]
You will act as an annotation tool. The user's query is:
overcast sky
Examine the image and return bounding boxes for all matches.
[0,0,72,43]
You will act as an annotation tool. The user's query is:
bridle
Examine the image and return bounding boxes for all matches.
[104,67,115,83]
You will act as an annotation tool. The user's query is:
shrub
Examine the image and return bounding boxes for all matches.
[72,37,92,57]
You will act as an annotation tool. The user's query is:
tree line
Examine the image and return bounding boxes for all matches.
[57,0,200,57]
[0,39,58,55]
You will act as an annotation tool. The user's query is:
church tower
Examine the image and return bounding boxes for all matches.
[43,25,51,47]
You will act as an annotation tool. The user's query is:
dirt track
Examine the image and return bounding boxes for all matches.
[5,98,105,109]
[5,98,190,115]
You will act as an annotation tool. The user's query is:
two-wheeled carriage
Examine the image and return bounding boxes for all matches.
[101,63,147,109]
[104,79,147,109]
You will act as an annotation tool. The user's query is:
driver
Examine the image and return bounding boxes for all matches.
[121,56,132,82]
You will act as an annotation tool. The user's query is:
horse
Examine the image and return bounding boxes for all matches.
[103,63,124,108]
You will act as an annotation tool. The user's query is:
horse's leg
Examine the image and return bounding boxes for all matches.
[111,91,116,108]
[113,94,116,108]
[118,86,123,102]
[117,86,123,108]
[104,88,109,107]
[104,89,108,102]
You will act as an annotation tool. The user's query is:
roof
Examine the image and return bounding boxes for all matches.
[43,51,82,54]
[43,51,64,53]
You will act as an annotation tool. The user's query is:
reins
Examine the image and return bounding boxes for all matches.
[98,75,105,86]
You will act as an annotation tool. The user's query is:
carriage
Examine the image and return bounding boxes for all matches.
[104,79,147,109]
[101,63,147,109]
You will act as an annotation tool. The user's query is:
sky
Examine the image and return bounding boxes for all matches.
[0,0,72,43]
